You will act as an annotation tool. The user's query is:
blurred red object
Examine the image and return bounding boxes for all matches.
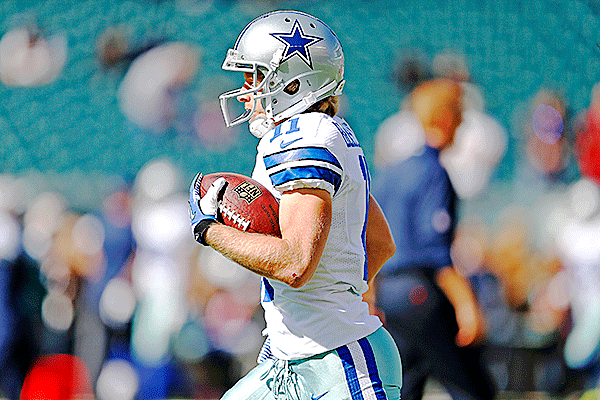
[20,354,93,400]
[577,107,600,184]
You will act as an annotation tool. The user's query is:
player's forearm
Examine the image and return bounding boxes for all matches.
[435,265,484,345]
[204,223,312,288]
[435,266,477,307]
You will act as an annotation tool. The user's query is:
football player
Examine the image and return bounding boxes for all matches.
[189,10,402,399]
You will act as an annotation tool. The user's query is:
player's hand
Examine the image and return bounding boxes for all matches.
[188,173,226,244]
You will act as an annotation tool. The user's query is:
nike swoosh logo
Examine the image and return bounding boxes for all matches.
[311,392,328,400]
[280,137,302,148]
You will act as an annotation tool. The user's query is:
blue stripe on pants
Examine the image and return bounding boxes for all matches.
[358,337,388,399]
[336,345,365,400]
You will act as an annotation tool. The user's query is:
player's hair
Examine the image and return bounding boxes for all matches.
[305,95,339,117]
[283,78,339,117]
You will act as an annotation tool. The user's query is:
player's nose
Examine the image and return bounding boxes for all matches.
[237,93,252,102]
[237,82,253,102]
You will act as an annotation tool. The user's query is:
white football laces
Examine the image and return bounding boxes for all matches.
[218,201,251,231]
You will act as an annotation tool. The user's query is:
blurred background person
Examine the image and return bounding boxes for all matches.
[116,40,201,135]
[434,52,507,201]
[472,206,572,394]
[96,25,202,138]
[510,88,578,254]
[553,82,600,391]
[372,78,496,400]
[375,50,507,201]
[0,20,67,87]
[374,49,431,170]
[556,178,600,390]
[460,87,579,395]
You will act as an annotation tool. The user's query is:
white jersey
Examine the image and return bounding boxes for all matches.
[252,112,382,360]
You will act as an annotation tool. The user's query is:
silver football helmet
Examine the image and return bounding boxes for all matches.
[219,10,345,138]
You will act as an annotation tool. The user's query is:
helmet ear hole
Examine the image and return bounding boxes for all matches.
[283,79,300,95]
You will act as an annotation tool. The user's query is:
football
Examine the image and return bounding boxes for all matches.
[200,172,281,237]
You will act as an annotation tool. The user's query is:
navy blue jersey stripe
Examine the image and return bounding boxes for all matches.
[264,147,342,170]
[337,345,365,400]
[270,166,342,192]
[358,337,388,399]
[359,155,369,281]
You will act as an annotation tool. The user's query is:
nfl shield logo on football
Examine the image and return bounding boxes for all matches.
[234,181,263,204]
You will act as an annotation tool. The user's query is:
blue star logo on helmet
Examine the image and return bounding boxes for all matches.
[270,20,323,69]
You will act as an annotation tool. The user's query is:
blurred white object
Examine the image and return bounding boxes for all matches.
[131,252,187,365]
[374,110,425,169]
[0,26,67,87]
[118,42,200,133]
[132,196,190,255]
[134,159,182,202]
[558,179,600,265]
[441,108,507,199]
[131,252,183,303]
[568,178,600,221]
[564,298,600,369]
[0,174,23,212]
[73,214,105,256]
[41,289,74,331]
[99,277,136,329]
[131,160,191,255]
[129,159,194,366]
[0,211,20,261]
[96,359,139,400]
[461,82,485,112]
[22,192,67,260]
[556,178,600,369]
[198,246,255,289]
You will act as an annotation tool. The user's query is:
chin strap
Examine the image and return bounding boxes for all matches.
[249,79,345,139]
[249,117,273,138]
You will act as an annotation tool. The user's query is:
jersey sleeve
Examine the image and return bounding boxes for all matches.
[261,115,344,196]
